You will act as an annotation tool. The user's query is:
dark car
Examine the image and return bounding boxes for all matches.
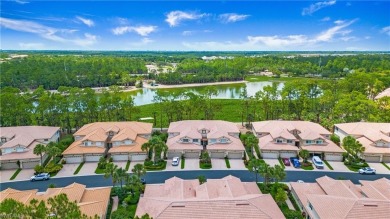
[282,158,291,166]
[290,157,301,168]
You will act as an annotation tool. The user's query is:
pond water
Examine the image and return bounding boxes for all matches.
[126,81,284,106]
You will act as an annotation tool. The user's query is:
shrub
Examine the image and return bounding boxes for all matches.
[144,160,153,167]
[34,165,44,174]
[330,134,340,145]
[98,157,107,169]
[124,192,140,205]
[44,162,63,174]
[61,159,66,164]
[108,157,113,163]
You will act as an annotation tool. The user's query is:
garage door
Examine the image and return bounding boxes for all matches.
[210,152,225,159]
[280,152,297,158]
[0,162,19,169]
[167,151,182,159]
[130,154,147,161]
[364,155,381,163]
[85,154,102,162]
[185,151,200,158]
[22,160,40,169]
[382,156,390,163]
[262,151,279,159]
[325,154,343,161]
[65,156,83,164]
[228,152,243,159]
[112,154,128,161]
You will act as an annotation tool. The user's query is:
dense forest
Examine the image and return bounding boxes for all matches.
[1,72,389,131]
[1,53,389,90]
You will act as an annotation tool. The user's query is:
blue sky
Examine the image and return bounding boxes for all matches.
[1,0,389,51]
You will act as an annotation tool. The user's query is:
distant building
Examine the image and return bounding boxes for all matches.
[0,183,111,218]
[291,176,390,219]
[0,126,60,169]
[375,87,390,100]
[62,122,152,163]
[166,120,244,159]
[334,122,390,162]
[252,121,344,161]
[135,175,285,219]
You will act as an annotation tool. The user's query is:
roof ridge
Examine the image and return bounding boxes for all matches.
[245,195,275,219]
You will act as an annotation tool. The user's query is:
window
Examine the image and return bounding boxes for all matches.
[306,140,312,144]
[1,138,6,143]
[125,140,132,145]
[220,138,227,143]
[182,138,189,143]
[276,139,283,143]
[316,140,323,144]
[308,202,313,210]
[96,142,102,146]
[210,139,216,143]
[44,139,49,141]
[84,141,92,146]
[108,131,114,136]
[201,130,207,134]
[193,139,199,143]
[287,140,293,143]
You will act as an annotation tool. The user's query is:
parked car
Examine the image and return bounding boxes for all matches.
[358,167,376,175]
[282,158,291,166]
[297,180,305,183]
[30,173,50,181]
[312,156,324,169]
[172,157,180,166]
[290,157,301,168]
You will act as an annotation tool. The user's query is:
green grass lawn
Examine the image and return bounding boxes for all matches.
[200,162,212,169]
[73,162,85,175]
[225,157,231,168]
[95,166,106,174]
[278,157,285,168]
[324,160,334,170]
[382,162,390,171]
[181,157,185,169]
[9,168,22,180]
[301,162,314,170]
[125,160,131,171]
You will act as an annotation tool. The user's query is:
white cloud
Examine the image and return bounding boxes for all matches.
[320,17,331,22]
[0,17,97,47]
[112,25,157,36]
[219,13,250,23]
[302,0,336,16]
[248,35,310,47]
[381,26,390,36]
[76,16,94,27]
[19,42,45,50]
[14,0,29,4]
[165,11,207,27]
[315,19,357,42]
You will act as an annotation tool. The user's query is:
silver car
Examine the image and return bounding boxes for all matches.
[358,167,376,175]
[172,157,180,166]
[30,173,50,181]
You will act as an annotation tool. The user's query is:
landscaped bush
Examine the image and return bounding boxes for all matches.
[44,162,63,174]
[144,160,166,170]
[124,192,140,205]
[199,151,212,169]
[98,157,107,169]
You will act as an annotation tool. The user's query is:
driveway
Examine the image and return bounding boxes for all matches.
[184,159,200,170]
[14,169,35,181]
[114,161,128,170]
[327,161,351,172]
[367,163,390,175]
[211,159,228,170]
[0,170,16,182]
[166,159,181,171]
[55,164,79,177]
[77,162,98,175]
[229,159,247,170]
[128,161,144,173]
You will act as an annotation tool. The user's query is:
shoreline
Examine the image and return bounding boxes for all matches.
[142,80,247,89]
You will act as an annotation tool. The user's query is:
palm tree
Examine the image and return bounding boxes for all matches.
[244,134,259,158]
[272,164,286,184]
[33,144,46,166]
[248,159,263,183]
[132,163,146,178]
[115,167,128,189]
[299,149,310,163]
[144,136,168,164]
[104,162,118,187]
[258,162,272,186]
[141,142,152,159]
[126,175,143,197]
[46,146,62,163]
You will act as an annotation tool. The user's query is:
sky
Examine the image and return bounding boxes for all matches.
[1,0,389,51]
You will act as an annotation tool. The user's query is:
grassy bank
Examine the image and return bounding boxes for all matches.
[245,75,328,82]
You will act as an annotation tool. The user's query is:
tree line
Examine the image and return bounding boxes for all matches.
[1,72,388,131]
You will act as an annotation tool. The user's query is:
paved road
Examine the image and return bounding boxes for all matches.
[1,170,389,192]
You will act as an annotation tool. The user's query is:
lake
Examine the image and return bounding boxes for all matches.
[125,81,284,106]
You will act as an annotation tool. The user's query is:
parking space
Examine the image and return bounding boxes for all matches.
[0,170,15,182]
[165,159,181,171]
[229,159,246,170]
[263,158,298,171]
[327,161,351,172]
[184,159,200,170]
[128,161,143,173]
[211,159,228,170]
[55,164,79,177]
[14,169,35,181]
[77,162,98,175]
[367,163,390,174]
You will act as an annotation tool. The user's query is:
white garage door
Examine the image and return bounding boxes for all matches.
[130,154,147,161]
[185,151,200,158]
[280,152,297,159]
[210,152,225,159]
[85,154,102,162]
[112,154,129,161]
[364,155,381,163]
[383,156,390,163]
[228,152,243,159]
[1,162,19,169]
[22,160,40,169]
[325,154,343,161]
[262,151,279,159]
[65,156,83,164]
[168,151,182,159]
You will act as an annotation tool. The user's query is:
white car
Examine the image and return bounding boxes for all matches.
[172,157,180,166]
[312,156,324,169]
[30,173,50,181]
[358,167,376,175]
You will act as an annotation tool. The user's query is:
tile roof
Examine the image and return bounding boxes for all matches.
[0,126,59,149]
[0,183,110,218]
[253,120,331,136]
[0,141,42,161]
[75,122,152,136]
[108,136,149,154]
[136,175,285,219]
[259,134,300,151]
